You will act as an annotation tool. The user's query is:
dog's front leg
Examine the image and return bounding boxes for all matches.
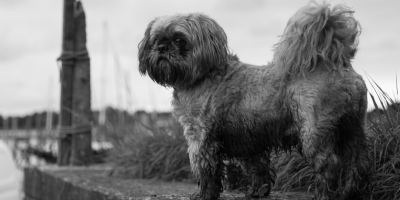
[187,137,223,200]
[240,154,275,198]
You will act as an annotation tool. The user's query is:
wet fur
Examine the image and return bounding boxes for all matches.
[138,1,368,200]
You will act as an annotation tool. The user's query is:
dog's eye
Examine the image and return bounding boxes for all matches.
[173,38,185,46]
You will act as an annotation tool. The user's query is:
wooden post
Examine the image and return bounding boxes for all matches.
[58,0,92,166]
[58,0,75,166]
[70,1,92,165]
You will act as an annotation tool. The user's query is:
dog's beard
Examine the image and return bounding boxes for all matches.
[143,50,189,86]
[148,54,184,86]
[143,50,208,87]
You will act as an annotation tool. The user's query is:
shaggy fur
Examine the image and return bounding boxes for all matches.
[138,1,368,199]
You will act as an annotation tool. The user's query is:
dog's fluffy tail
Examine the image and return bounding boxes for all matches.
[273,1,360,78]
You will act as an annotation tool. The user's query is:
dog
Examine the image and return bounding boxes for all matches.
[138,1,369,199]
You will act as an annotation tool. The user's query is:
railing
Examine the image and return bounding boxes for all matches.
[0,129,58,140]
[0,127,105,141]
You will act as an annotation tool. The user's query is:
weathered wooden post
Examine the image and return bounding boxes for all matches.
[58,0,74,166]
[58,0,92,166]
[70,1,92,165]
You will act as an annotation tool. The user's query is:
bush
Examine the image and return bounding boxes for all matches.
[106,121,193,182]
[366,79,400,200]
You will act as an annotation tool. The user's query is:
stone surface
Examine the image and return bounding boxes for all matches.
[24,165,312,200]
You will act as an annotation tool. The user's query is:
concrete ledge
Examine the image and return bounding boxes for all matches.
[24,166,312,200]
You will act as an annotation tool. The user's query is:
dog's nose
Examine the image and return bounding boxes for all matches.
[157,44,169,53]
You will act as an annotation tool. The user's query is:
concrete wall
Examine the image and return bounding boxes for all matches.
[24,168,122,200]
[24,166,311,200]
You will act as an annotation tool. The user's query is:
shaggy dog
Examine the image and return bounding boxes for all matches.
[138,1,368,199]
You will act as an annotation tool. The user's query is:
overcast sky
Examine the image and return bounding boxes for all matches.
[0,0,399,116]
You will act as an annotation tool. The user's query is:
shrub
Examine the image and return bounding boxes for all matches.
[366,78,400,200]
[106,121,193,182]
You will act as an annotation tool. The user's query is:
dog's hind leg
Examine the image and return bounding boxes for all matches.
[296,92,368,200]
[295,97,343,199]
[300,127,340,199]
[240,153,275,198]
[334,109,369,199]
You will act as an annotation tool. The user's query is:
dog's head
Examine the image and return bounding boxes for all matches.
[138,13,228,88]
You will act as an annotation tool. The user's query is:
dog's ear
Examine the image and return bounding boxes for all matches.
[190,14,229,71]
[138,19,156,75]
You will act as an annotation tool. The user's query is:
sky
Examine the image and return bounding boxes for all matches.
[0,0,399,116]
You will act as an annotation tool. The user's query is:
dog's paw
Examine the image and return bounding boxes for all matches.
[258,183,272,197]
[249,183,271,199]
[190,191,221,200]
[190,192,202,200]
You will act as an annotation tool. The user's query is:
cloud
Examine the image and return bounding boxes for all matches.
[0,0,28,8]
[215,0,267,12]
[1,0,400,115]
[0,0,61,62]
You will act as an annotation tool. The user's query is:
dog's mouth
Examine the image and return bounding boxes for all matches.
[157,57,169,64]
[155,58,173,81]
[157,57,173,71]
[147,55,183,86]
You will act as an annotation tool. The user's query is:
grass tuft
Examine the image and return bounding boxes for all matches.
[272,151,316,192]
[106,121,193,182]
[365,76,400,200]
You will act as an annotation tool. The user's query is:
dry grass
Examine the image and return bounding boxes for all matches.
[365,77,400,200]
[106,121,193,182]
[272,151,316,192]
